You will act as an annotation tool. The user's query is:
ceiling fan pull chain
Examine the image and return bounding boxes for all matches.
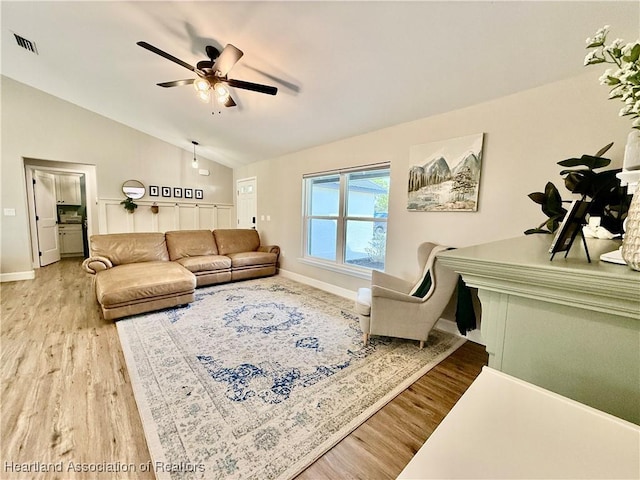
[210,94,221,115]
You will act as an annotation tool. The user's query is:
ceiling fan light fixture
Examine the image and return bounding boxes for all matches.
[197,89,211,103]
[193,77,210,92]
[213,81,230,103]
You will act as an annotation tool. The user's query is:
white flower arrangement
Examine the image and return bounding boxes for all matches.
[584,25,640,129]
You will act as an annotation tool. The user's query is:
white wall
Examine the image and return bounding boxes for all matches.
[1,76,234,276]
[235,71,632,292]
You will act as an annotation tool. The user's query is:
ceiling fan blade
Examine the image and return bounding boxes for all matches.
[137,41,196,72]
[157,79,195,88]
[225,78,278,95]
[223,95,237,108]
[212,44,244,77]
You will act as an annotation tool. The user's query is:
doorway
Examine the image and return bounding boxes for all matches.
[25,159,96,268]
[236,177,257,229]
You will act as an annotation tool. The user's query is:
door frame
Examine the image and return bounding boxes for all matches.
[24,159,98,269]
[236,176,257,229]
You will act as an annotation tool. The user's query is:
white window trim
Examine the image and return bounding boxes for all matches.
[301,163,390,276]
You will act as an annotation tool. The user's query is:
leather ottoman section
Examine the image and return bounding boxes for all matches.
[176,255,231,273]
[101,292,194,320]
[226,251,278,268]
[96,261,196,307]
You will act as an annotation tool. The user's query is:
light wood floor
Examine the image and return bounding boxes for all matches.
[1,258,487,479]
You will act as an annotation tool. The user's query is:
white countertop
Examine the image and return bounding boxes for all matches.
[398,367,640,479]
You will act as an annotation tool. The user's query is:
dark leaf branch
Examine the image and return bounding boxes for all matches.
[525,143,630,235]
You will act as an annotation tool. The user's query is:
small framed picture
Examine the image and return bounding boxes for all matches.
[173,187,183,198]
[549,200,591,261]
[195,189,204,200]
[161,186,171,197]
[184,188,193,199]
[149,185,159,197]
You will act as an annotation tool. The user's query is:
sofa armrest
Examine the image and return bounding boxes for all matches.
[82,256,113,274]
[258,245,280,256]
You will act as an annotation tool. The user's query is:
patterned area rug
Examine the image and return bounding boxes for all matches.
[117,276,465,480]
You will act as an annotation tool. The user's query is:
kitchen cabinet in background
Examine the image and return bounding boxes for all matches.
[55,174,82,205]
[58,224,83,256]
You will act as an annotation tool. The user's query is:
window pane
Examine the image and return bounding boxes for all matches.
[308,218,337,261]
[344,220,386,270]
[346,169,390,217]
[309,175,340,216]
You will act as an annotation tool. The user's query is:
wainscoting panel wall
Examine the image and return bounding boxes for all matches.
[98,199,234,234]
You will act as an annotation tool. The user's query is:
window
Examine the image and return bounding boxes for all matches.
[303,165,390,271]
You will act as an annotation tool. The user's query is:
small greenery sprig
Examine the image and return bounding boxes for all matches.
[584,25,640,129]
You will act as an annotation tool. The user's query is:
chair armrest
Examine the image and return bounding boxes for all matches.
[82,256,113,274]
[258,245,280,256]
[371,285,423,303]
[371,270,413,294]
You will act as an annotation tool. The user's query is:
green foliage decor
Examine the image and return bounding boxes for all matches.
[525,143,630,235]
[120,197,138,213]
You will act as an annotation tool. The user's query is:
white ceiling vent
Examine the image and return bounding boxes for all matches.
[13,33,38,54]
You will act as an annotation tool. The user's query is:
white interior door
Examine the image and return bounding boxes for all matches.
[34,170,60,266]
[236,177,257,229]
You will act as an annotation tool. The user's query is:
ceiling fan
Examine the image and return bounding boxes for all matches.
[137,41,277,107]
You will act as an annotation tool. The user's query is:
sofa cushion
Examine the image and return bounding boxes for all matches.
[96,262,195,307]
[176,255,231,273]
[226,251,278,268]
[90,233,169,265]
[166,230,218,260]
[214,229,260,255]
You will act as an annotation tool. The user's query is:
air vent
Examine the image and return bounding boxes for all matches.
[13,33,38,54]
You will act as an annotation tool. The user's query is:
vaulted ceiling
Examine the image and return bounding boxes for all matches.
[2,1,638,169]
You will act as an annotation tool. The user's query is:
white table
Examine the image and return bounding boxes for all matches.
[398,367,640,479]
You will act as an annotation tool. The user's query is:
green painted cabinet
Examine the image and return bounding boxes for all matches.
[438,235,640,424]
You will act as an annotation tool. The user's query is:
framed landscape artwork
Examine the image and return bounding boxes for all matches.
[407,133,484,212]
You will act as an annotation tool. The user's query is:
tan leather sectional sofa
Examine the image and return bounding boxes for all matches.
[82,229,279,320]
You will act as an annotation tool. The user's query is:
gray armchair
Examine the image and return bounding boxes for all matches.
[355,242,459,348]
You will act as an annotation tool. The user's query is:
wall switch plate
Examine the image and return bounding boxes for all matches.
[4,208,16,216]
[261,215,265,221]
[266,215,271,221]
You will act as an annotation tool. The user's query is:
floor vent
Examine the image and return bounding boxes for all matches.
[13,33,38,54]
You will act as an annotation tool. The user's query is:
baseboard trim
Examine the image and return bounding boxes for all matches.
[435,318,485,345]
[278,269,356,301]
[277,269,486,346]
[1,270,35,282]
